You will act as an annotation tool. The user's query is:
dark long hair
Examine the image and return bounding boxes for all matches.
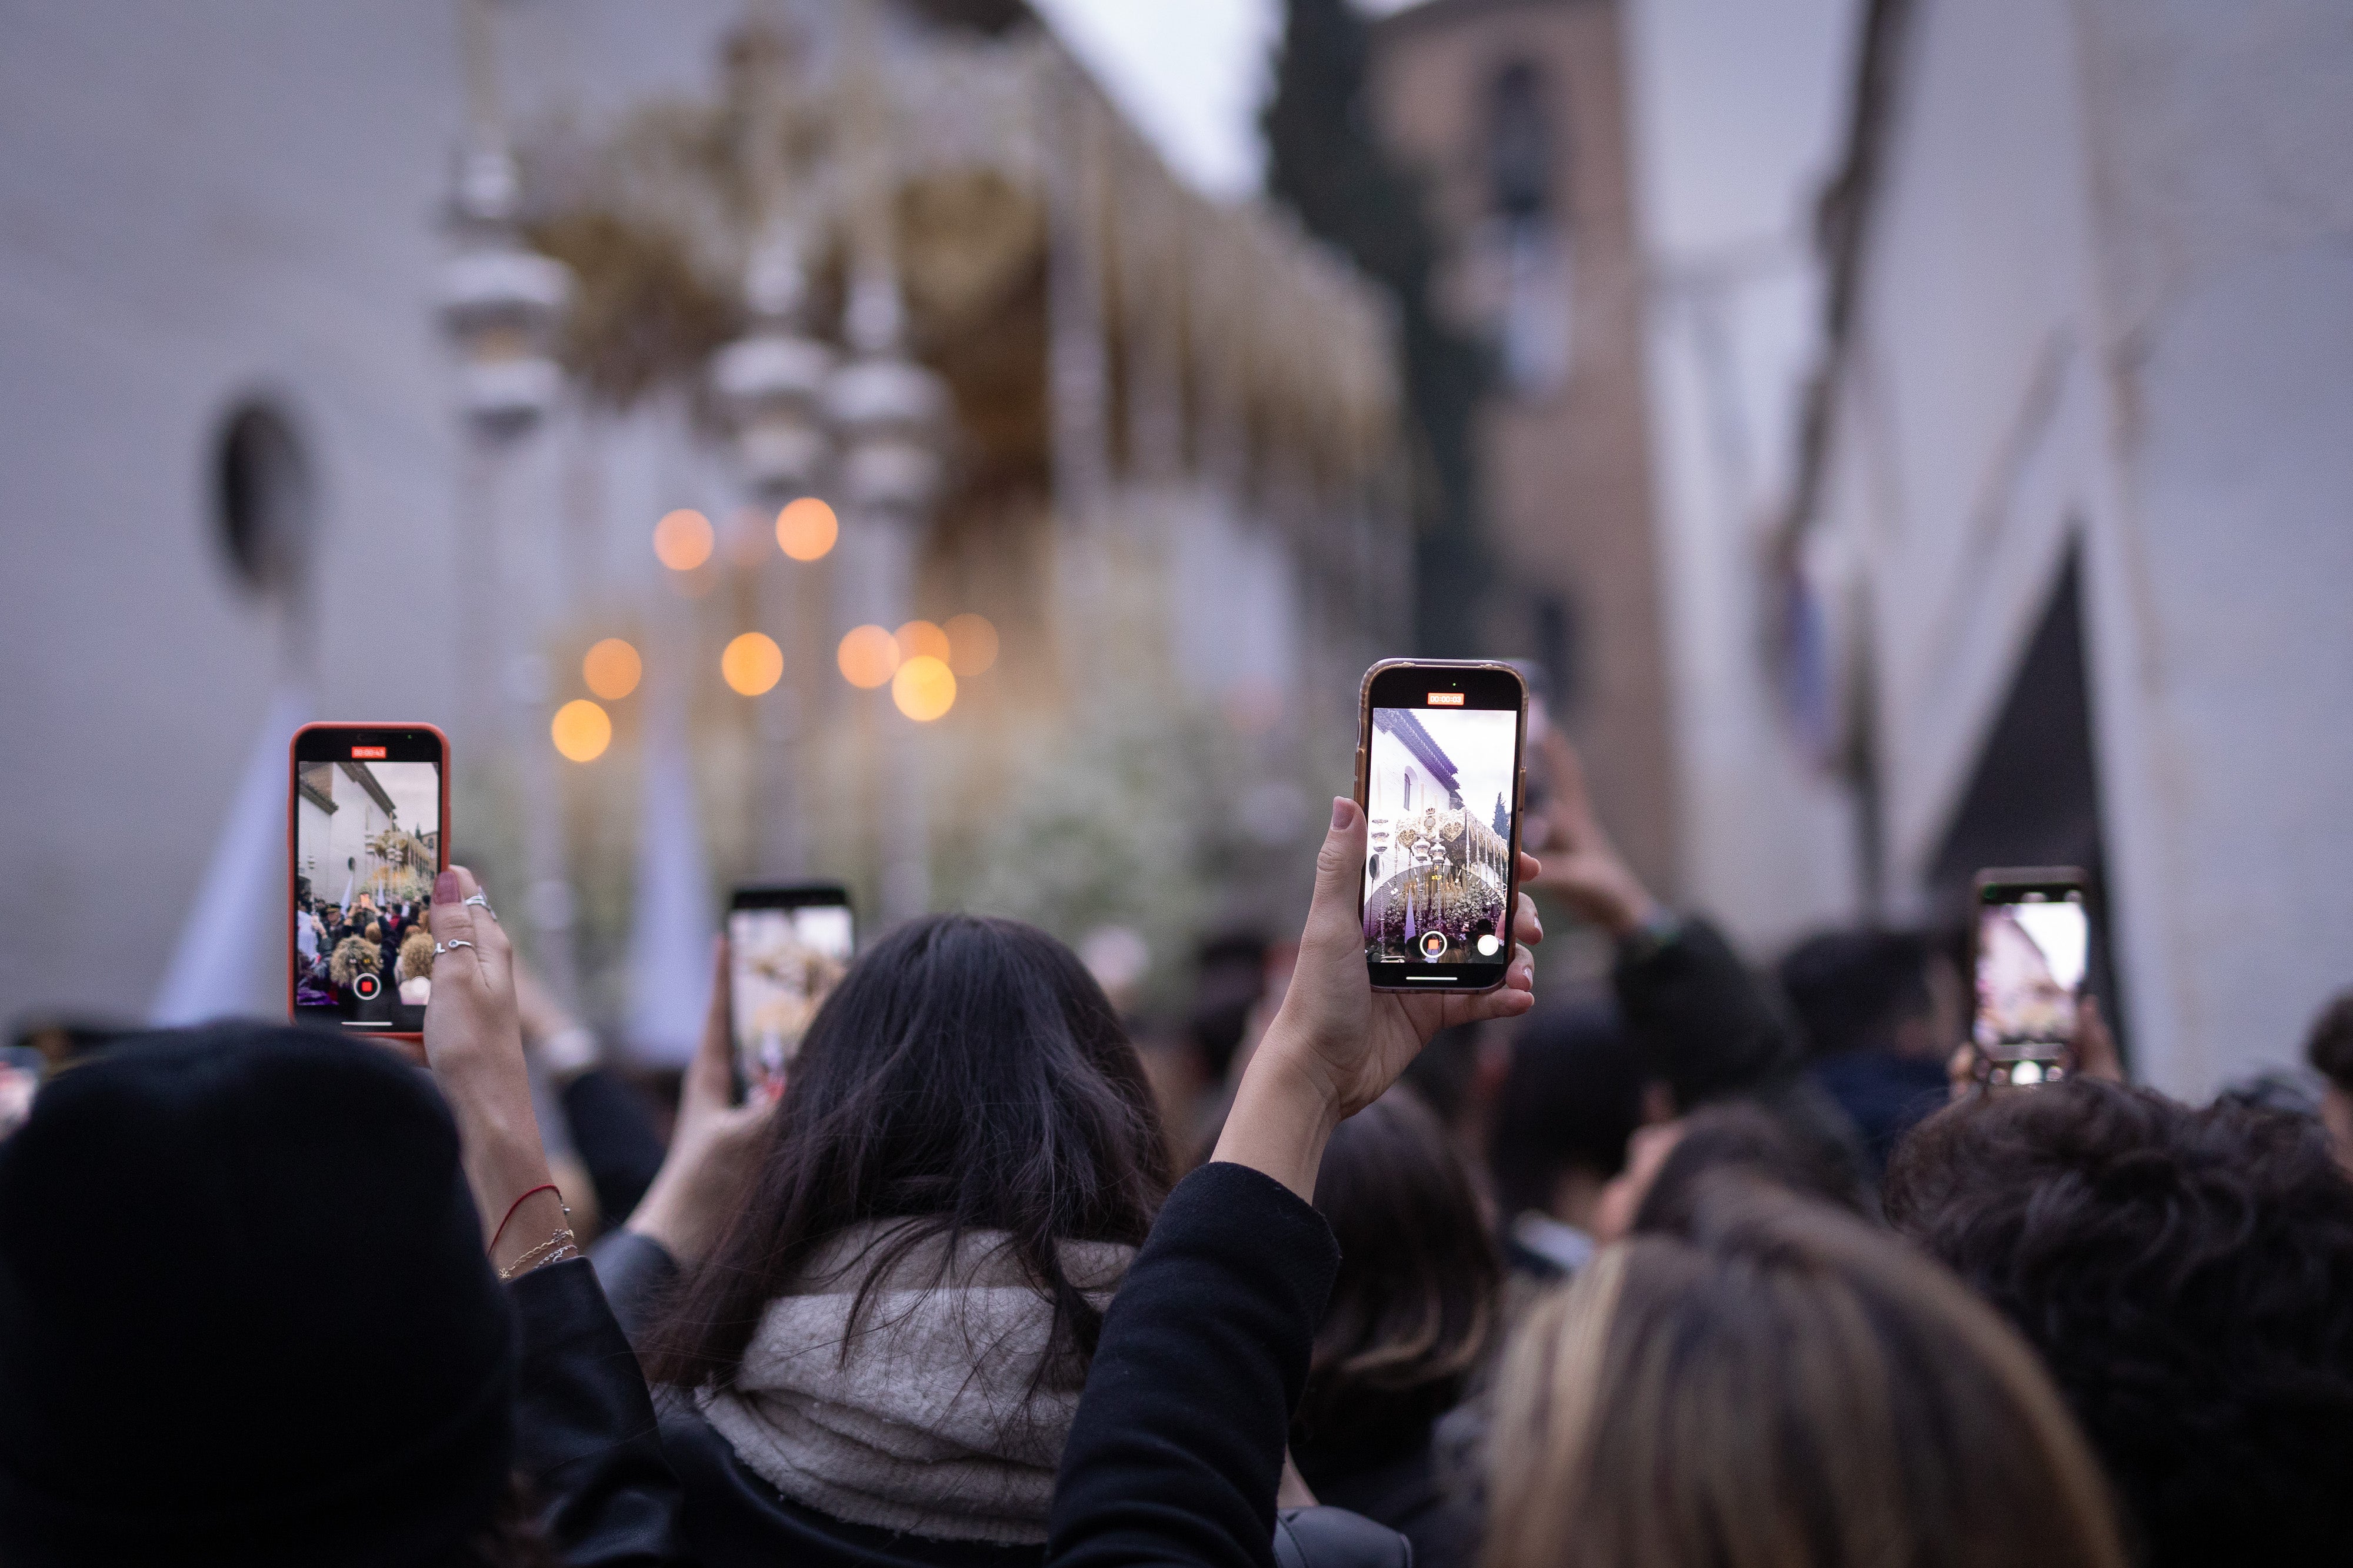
[1293,1089,1501,1472]
[641,914,1171,1388]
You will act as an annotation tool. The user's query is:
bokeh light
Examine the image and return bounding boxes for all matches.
[721,631,784,696]
[652,508,714,572]
[892,655,957,722]
[895,619,951,662]
[837,624,901,689]
[945,613,998,676]
[775,497,838,562]
[582,637,641,700]
[551,699,612,762]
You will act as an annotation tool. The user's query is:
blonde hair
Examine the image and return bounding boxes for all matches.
[1486,1179,2125,1568]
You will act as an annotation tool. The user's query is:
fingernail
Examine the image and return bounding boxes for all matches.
[1331,798,1351,830]
[435,870,458,903]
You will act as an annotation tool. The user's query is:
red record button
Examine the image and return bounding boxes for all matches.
[352,972,382,1000]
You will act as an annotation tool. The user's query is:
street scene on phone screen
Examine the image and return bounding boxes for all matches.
[1362,706,1515,965]
[292,761,441,1011]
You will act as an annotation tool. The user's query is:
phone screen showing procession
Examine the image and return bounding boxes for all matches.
[1363,706,1517,965]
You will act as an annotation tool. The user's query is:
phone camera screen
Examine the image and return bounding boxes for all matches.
[1974,888,2087,1070]
[730,900,854,1100]
[292,739,442,1033]
[1363,675,1521,985]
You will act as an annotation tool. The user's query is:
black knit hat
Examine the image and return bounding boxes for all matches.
[0,1025,516,1566]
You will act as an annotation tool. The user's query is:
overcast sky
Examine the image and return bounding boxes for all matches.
[1028,0,1419,199]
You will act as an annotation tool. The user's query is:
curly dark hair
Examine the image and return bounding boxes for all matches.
[1884,1080,2353,1568]
[2306,989,2353,1092]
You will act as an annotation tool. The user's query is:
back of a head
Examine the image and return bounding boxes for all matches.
[1631,1100,1871,1236]
[1777,928,1931,1057]
[0,1025,514,1567]
[1885,1080,2353,1568]
[1487,1180,2124,1568]
[2307,990,2353,1091]
[1295,1089,1500,1470]
[646,913,1171,1386]
[1490,1000,1645,1219]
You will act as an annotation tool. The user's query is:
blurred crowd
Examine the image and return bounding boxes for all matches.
[3,733,2351,1568]
[292,892,438,1009]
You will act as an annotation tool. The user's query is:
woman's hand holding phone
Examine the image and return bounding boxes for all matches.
[625,937,778,1264]
[419,865,564,1277]
[1213,798,1542,1200]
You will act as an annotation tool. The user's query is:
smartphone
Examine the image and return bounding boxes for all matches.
[289,724,449,1040]
[1355,660,1529,992]
[1971,867,2090,1086]
[728,883,856,1101]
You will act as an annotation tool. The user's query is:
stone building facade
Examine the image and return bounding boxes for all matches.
[1369,0,1678,896]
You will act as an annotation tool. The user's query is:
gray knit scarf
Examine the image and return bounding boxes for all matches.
[698,1220,1132,1544]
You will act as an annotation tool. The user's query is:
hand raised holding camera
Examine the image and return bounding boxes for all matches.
[1213,797,1541,1199]
[625,935,778,1263]
[420,866,564,1277]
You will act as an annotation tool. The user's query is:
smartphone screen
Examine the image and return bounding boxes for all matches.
[1359,662,1527,991]
[1973,870,2089,1085]
[290,726,447,1036]
[729,885,855,1101]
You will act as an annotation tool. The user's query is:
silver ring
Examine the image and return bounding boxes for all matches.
[464,893,494,914]
[434,939,476,955]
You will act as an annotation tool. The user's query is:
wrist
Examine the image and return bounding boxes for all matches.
[1595,876,1661,938]
[1212,1029,1344,1202]
[625,1165,701,1262]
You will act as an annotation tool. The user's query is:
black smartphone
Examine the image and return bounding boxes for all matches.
[1971,867,2090,1086]
[728,883,856,1101]
[1355,660,1529,993]
[289,723,449,1040]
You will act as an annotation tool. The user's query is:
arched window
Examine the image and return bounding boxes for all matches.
[212,399,314,599]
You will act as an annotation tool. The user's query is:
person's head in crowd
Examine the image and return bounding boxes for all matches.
[1885,1080,2353,1568]
[2304,989,2353,1172]
[642,913,1170,1542]
[399,926,437,989]
[1778,928,1957,1169]
[1777,929,1950,1060]
[1292,1089,1499,1492]
[1602,1099,1872,1242]
[365,921,384,943]
[1397,1020,1484,1133]
[1487,1180,2125,1568]
[0,1026,539,1567]
[1488,1000,1647,1275]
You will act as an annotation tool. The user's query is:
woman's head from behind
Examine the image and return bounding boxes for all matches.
[647,913,1170,1386]
[1294,1088,1500,1471]
[0,1025,527,1567]
[1487,1177,2124,1568]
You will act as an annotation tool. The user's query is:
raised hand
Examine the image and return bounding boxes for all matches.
[421,866,561,1275]
[624,936,778,1263]
[1213,798,1540,1199]
[1522,727,1658,936]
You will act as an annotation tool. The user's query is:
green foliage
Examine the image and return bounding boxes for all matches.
[948,686,1284,1012]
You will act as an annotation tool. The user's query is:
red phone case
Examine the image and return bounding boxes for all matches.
[287,723,450,1042]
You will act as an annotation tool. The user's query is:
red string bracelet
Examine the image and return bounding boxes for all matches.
[492,1183,562,1251]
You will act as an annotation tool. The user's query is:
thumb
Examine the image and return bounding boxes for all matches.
[1309,798,1368,940]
